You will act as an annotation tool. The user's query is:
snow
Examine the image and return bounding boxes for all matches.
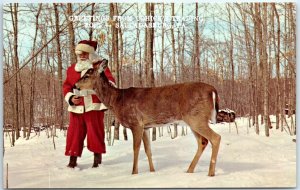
[219,108,235,113]
[2,116,296,188]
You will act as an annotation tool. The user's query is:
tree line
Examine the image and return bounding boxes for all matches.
[3,3,296,144]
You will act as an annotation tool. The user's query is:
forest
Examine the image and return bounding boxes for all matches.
[3,3,296,145]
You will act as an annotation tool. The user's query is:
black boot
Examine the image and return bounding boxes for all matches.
[67,156,77,168]
[92,153,102,168]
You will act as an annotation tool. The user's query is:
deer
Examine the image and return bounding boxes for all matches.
[75,59,221,176]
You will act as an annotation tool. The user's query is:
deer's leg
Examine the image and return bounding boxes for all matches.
[142,129,155,172]
[184,116,221,176]
[206,128,221,176]
[198,126,221,176]
[131,127,144,174]
[186,130,208,173]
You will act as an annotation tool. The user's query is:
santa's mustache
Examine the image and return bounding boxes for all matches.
[76,53,101,65]
[77,59,92,65]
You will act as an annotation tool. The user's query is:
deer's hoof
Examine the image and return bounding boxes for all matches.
[186,169,194,173]
[208,172,215,177]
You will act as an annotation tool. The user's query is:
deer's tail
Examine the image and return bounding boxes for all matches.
[211,91,219,124]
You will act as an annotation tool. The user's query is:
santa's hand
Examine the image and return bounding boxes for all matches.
[71,95,82,105]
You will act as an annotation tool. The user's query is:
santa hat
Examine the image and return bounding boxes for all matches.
[75,40,98,55]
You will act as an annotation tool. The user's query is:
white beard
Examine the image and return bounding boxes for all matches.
[74,53,102,72]
[74,59,93,72]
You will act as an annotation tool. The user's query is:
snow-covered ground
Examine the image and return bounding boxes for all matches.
[2,116,296,188]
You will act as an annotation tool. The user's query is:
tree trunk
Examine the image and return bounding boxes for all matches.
[180,4,186,82]
[66,4,77,64]
[160,4,165,85]
[117,5,127,140]
[27,4,42,139]
[89,3,95,40]
[171,3,177,83]
[254,3,259,135]
[227,5,235,110]
[10,3,20,140]
[133,5,140,86]
[54,3,64,131]
[262,3,270,136]
[136,5,143,86]
[194,3,200,81]
[272,3,281,130]
[110,3,120,140]
[144,3,156,141]
[238,4,254,130]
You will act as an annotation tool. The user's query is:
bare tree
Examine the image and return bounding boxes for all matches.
[159,4,165,85]
[89,3,95,40]
[226,5,235,110]
[272,3,281,130]
[179,4,186,82]
[10,3,20,140]
[262,3,270,136]
[171,3,177,83]
[194,3,200,81]
[144,3,155,87]
[117,5,128,141]
[66,4,76,64]
[54,3,64,131]
[110,3,120,140]
[170,3,178,138]
[143,3,156,141]
[27,4,42,139]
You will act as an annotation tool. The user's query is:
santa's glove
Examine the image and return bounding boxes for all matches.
[109,81,117,88]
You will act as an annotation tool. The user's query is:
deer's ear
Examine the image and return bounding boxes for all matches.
[98,59,108,73]
[93,60,102,69]
[101,59,108,69]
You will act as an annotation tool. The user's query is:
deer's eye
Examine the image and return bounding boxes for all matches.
[83,76,89,80]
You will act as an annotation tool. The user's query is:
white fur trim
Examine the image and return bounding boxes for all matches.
[75,50,83,55]
[75,89,96,96]
[66,93,107,113]
[75,44,95,54]
[100,103,108,110]
[84,95,107,112]
[65,92,75,105]
[68,105,85,113]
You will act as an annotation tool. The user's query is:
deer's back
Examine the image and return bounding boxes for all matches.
[113,82,216,127]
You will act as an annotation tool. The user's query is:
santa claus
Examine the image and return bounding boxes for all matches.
[63,40,116,168]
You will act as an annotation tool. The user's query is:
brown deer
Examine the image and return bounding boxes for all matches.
[75,60,221,176]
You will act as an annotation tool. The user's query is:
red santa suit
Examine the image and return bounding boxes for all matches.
[63,57,115,157]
